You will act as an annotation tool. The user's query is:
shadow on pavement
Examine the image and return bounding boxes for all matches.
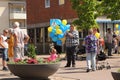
[60,67,86,70]
[1,78,20,80]
[1,78,51,80]
[58,70,86,74]
[58,67,87,74]
[111,65,120,68]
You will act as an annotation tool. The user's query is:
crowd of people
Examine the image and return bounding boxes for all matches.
[0,22,119,73]
[53,24,120,72]
[0,22,29,71]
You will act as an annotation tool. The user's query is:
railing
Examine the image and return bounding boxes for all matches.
[11,10,26,13]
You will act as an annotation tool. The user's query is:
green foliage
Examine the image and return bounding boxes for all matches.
[27,44,36,59]
[101,0,120,20]
[70,0,99,30]
[70,0,120,30]
[37,58,45,64]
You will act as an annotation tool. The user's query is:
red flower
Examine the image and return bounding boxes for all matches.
[14,59,22,62]
[27,59,38,64]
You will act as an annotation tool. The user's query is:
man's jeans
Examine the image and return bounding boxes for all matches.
[86,52,97,70]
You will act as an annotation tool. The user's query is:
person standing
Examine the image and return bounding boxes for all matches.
[106,28,113,56]
[54,42,62,58]
[8,28,14,62]
[85,29,98,72]
[0,29,9,71]
[13,22,29,60]
[64,24,79,67]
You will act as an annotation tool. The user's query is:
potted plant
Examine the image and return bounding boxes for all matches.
[7,44,60,80]
[111,69,120,80]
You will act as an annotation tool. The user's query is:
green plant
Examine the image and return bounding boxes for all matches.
[27,44,36,59]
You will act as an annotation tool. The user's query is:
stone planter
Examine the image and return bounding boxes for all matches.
[7,63,60,79]
[111,72,120,80]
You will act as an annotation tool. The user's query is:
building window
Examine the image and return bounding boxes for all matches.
[45,27,49,42]
[59,0,65,5]
[45,0,50,8]
[28,29,35,44]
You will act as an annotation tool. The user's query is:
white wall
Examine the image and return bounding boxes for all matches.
[0,1,9,34]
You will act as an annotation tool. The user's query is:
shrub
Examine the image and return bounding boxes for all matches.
[27,44,36,59]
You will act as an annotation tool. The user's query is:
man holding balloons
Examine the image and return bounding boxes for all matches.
[64,24,79,67]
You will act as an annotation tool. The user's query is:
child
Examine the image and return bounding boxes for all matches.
[48,46,58,61]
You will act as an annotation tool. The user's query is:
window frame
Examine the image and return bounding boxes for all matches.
[45,0,50,8]
[59,0,65,5]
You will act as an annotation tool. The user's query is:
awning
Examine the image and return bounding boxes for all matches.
[96,19,120,23]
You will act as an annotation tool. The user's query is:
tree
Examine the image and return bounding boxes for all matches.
[101,0,120,20]
[70,0,120,30]
[70,0,100,30]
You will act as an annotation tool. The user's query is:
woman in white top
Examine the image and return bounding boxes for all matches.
[0,29,9,71]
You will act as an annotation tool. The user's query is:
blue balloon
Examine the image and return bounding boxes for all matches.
[52,36,58,42]
[56,40,62,46]
[118,25,120,30]
[60,24,65,32]
[49,19,69,43]
[55,19,62,25]
[50,19,54,26]
[58,34,64,39]
[51,28,56,33]
[65,24,70,31]
[49,32,55,38]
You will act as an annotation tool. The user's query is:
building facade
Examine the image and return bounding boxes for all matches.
[26,0,120,54]
[26,0,77,54]
[0,0,26,34]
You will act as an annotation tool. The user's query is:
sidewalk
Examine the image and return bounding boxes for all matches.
[0,54,120,80]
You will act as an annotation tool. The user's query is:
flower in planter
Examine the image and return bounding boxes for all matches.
[8,44,60,64]
[27,58,38,64]
[11,58,59,64]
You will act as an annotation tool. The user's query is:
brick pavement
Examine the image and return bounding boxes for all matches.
[0,54,120,80]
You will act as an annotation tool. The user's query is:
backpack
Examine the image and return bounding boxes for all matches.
[97,51,107,61]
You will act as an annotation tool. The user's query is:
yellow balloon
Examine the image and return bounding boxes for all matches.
[56,25,60,29]
[95,32,100,39]
[115,24,119,29]
[56,29,62,34]
[62,19,67,25]
[115,30,119,35]
[48,27,52,32]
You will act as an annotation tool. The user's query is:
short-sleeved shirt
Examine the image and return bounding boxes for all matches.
[85,34,98,53]
[106,32,113,43]
[65,30,79,47]
[0,35,8,48]
[13,28,27,47]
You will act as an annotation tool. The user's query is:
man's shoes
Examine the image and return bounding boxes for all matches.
[2,67,8,71]
[108,54,113,56]
[86,69,91,72]
[64,65,70,67]
[92,69,96,71]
